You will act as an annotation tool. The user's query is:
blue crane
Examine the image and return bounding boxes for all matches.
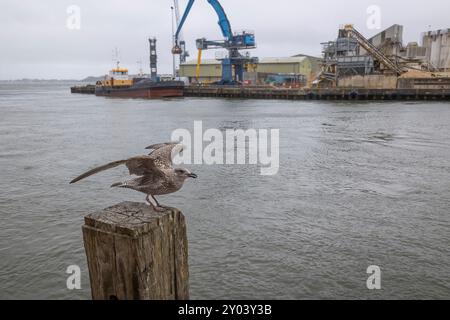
[172,0,258,84]
[173,0,189,65]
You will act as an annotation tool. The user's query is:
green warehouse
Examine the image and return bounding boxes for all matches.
[179,55,322,84]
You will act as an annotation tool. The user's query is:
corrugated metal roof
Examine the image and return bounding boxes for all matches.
[182,59,220,65]
[260,57,307,64]
[182,56,308,66]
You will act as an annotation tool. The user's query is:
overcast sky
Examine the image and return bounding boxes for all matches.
[1,0,449,79]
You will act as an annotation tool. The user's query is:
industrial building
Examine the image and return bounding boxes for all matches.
[422,29,450,71]
[363,25,430,71]
[317,24,450,89]
[179,55,322,85]
[363,24,404,57]
[352,24,448,72]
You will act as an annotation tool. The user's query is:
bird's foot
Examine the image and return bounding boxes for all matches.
[154,205,172,212]
[153,206,167,212]
[145,201,168,212]
[145,195,169,212]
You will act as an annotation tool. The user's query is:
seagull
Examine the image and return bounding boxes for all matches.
[70,143,197,211]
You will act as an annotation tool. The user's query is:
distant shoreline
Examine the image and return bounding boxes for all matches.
[0,79,84,83]
[0,74,153,83]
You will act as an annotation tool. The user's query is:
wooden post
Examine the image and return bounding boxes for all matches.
[82,201,189,300]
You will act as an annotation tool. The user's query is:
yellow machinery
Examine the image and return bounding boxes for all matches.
[195,49,202,82]
[98,67,133,87]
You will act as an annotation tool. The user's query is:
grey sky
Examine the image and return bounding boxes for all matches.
[1,0,449,80]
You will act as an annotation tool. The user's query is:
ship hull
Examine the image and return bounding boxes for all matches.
[95,80,184,99]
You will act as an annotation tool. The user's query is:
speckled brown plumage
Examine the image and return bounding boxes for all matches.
[70,143,197,211]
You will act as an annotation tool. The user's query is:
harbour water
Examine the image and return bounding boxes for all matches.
[0,82,449,299]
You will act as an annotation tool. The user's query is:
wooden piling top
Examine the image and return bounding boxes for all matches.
[84,201,179,238]
[83,201,189,300]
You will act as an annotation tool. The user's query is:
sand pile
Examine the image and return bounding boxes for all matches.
[400,70,450,78]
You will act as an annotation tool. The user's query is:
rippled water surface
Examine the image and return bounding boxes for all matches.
[0,82,449,299]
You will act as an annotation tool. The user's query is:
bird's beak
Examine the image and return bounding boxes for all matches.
[188,173,198,179]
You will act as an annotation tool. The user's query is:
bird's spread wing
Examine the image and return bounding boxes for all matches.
[146,143,184,169]
[125,156,164,177]
[70,156,164,184]
[70,160,127,184]
[146,142,179,151]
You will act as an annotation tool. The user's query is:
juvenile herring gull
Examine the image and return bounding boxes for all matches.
[70,143,197,211]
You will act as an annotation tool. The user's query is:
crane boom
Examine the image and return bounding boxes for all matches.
[172,0,257,84]
[174,0,232,45]
[174,0,195,45]
[206,0,232,39]
[173,0,189,64]
[173,0,183,40]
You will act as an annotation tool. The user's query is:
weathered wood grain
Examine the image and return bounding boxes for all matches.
[82,201,189,300]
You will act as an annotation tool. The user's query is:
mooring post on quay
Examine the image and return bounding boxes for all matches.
[82,201,189,300]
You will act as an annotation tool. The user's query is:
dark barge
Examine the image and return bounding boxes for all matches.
[71,84,95,94]
[95,78,184,99]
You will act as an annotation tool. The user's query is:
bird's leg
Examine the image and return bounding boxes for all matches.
[145,194,165,212]
[152,195,171,212]
[153,195,160,207]
[152,195,171,211]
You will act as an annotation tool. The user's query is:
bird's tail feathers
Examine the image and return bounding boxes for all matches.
[111,181,127,188]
